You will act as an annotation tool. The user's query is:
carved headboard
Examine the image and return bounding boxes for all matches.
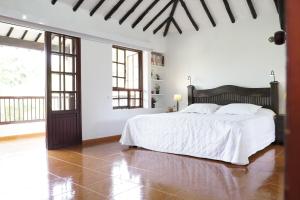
[188,82,279,113]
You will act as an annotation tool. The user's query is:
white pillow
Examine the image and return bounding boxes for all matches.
[216,103,262,115]
[181,103,220,114]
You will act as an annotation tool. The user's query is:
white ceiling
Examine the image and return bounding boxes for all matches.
[55,0,278,35]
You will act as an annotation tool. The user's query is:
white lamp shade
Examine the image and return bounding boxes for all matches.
[174,94,182,101]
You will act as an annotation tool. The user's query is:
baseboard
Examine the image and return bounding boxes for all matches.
[82,135,121,146]
[0,132,45,141]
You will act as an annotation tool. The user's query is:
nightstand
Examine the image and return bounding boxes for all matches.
[274,114,286,145]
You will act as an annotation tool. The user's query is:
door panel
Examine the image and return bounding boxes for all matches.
[45,32,82,149]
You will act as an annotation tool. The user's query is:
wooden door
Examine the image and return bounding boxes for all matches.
[45,32,82,149]
[286,0,300,199]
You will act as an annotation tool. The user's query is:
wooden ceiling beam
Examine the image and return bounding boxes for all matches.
[164,0,178,37]
[143,0,174,31]
[246,0,257,19]
[51,0,58,5]
[20,30,28,40]
[179,0,199,31]
[6,27,14,37]
[34,33,42,42]
[132,0,160,28]
[105,0,125,20]
[90,0,106,16]
[172,18,182,34]
[223,0,235,23]
[119,0,143,25]
[73,0,84,12]
[200,0,216,27]
[153,17,169,34]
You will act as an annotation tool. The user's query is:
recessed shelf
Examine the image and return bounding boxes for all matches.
[151,94,165,96]
[151,79,164,82]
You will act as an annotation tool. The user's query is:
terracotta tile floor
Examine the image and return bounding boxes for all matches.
[0,136,284,200]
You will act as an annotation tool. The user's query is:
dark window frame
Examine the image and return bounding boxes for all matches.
[112,45,143,109]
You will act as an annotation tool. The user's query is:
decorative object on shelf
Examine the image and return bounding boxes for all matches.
[269,70,276,82]
[155,74,160,80]
[151,90,154,94]
[151,52,165,66]
[174,94,182,111]
[151,97,157,108]
[187,75,192,85]
[154,84,160,94]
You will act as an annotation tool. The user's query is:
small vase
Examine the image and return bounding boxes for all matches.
[156,90,160,94]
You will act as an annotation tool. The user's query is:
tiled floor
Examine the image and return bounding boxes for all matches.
[0,136,284,200]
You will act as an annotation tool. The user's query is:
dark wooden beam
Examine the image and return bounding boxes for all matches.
[73,0,84,12]
[246,0,257,19]
[200,0,216,27]
[273,0,279,12]
[164,0,179,37]
[20,30,28,40]
[90,0,106,16]
[51,0,58,5]
[143,0,174,31]
[223,0,235,23]
[119,0,143,25]
[6,27,14,37]
[172,18,182,34]
[153,17,169,34]
[34,33,42,42]
[105,0,125,20]
[179,0,199,31]
[132,0,160,28]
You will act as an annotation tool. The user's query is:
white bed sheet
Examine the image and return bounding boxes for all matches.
[120,109,275,165]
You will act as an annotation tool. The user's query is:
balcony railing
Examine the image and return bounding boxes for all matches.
[0,96,45,124]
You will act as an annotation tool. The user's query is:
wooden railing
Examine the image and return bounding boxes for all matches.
[0,96,45,124]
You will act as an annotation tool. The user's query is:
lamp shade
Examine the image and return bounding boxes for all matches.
[174,94,182,101]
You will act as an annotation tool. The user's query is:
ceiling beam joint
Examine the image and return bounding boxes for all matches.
[163,0,179,37]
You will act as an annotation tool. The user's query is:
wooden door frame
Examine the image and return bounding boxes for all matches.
[285,0,300,199]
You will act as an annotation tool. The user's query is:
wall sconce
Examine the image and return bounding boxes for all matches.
[187,75,192,85]
[269,70,276,82]
[174,94,182,111]
[268,31,286,45]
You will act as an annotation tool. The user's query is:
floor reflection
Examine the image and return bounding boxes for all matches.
[0,136,284,200]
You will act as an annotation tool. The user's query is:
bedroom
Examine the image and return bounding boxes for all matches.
[0,0,299,199]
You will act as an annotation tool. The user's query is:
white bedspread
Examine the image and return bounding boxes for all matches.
[120,109,275,165]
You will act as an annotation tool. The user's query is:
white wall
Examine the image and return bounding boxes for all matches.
[165,9,286,114]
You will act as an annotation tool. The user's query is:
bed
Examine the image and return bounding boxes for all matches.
[120,82,279,165]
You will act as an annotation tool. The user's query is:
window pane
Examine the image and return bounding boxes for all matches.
[112,63,117,76]
[112,48,117,62]
[135,99,140,107]
[112,77,117,87]
[130,91,135,98]
[118,78,124,88]
[51,35,60,52]
[112,91,118,98]
[112,99,118,107]
[119,91,127,98]
[52,74,61,91]
[120,99,127,106]
[118,49,125,63]
[118,64,125,77]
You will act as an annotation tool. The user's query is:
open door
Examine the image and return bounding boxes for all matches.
[45,32,82,149]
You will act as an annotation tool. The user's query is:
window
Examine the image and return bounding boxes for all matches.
[112,46,143,109]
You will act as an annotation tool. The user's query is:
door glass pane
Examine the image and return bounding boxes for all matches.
[65,56,74,73]
[112,99,118,107]
[65,37,73,54]
[112,77,117,87]
[119,91,127,98]
[51,35,61,52]
[51,54,60,72]
[65,75,74,91]
[52,74,61,91]
[120,99,127,107]
[65,93,76,110]
[52,93,62,111]
[118,78,124,88]
[112,91,118,98]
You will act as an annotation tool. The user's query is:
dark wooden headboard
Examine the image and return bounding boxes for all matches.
[188,82,279,113]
